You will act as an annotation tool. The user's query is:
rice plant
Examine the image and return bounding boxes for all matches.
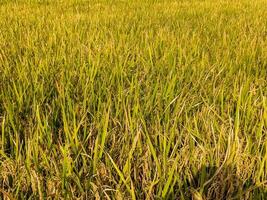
[0,0,266,199]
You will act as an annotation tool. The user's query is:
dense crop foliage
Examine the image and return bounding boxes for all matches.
[0,0,267,199]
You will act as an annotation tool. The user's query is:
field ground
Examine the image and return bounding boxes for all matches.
[0,0,267,199]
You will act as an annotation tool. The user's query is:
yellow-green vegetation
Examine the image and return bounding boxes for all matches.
[0,0,267,199]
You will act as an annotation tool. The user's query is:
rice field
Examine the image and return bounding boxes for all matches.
[0,0,267,199]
